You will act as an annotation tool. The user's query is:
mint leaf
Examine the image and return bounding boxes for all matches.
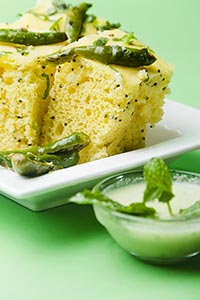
[143,158,174,204]
[118,202,156,217]
[69,189,156,217]
[178,200,200,220]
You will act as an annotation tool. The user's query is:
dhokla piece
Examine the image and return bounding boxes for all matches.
[40,29,173,163]
[0,55,56,150]
[0,41,62,151]
[0,0,93,150]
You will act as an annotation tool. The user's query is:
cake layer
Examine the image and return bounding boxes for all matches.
[40,30,173,162]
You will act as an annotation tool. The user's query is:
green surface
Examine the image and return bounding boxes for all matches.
[0,0,200,299]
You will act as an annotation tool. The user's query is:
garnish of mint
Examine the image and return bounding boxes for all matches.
[143,157,175,216]
[69,158,200,221]
[69,189,156,217]
[69,158,176,217]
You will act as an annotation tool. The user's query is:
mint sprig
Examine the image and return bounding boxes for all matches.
[69,158,176,218]
[143,158,174,215]
[69,158,200,220]
[69,189,156,217]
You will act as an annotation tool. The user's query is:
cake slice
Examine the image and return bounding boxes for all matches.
[0,0,173,166]
[0,0,64,150]
[0,0,93,150]
[40,29,173,163]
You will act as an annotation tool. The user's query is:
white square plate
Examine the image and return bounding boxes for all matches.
[0,98,199,211]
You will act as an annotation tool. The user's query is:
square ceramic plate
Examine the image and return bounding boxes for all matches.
[0,98,200,211]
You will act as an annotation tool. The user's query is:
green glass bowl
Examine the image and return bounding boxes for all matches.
[92,170,200,264]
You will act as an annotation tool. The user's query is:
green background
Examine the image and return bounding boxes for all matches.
[0,1,200,299]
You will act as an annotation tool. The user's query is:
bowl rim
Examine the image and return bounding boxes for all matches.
[92,169,200,224]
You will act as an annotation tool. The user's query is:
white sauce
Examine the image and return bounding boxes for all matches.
[94,178,200,261]
[107,181,200,219]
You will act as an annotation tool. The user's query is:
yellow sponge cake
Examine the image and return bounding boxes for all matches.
[0,0,92,150]
[0,0,173,166]
[40,29,173,163]
[0,0,65,150]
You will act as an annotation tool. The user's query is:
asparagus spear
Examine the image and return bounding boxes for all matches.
[0,132,90,177]
[0,29,67,46]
